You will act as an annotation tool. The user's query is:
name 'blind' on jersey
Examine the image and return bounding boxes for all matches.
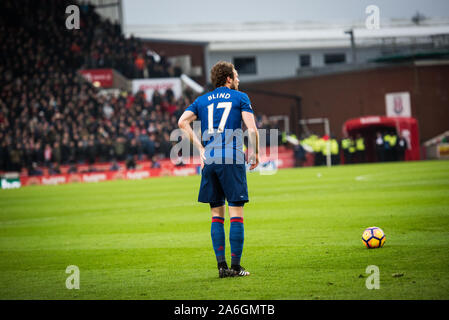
[186,86,253,164]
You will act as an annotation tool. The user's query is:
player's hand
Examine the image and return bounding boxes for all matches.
[200,147,206,169]
[248,153,259,170]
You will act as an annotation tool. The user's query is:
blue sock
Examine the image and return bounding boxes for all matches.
[230,217,244,266]
[211,216,226,263]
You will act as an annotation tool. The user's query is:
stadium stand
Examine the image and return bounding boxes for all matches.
[0,0,175,80]
[0,0,280,178]
[0,0,190,175]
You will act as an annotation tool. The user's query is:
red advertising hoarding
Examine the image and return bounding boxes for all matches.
[79,69,114,88]
[17,147,295,187]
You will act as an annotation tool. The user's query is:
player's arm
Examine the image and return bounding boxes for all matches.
[178,110,206,166]
[242,111,260,170]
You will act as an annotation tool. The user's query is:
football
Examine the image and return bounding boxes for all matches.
[362,227,386,249]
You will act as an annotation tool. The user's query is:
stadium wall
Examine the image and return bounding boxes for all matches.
[240,62,449,142]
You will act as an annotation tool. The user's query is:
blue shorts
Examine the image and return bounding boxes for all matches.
[198,163,249,205]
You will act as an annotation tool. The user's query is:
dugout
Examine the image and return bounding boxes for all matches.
[342,116,420,162]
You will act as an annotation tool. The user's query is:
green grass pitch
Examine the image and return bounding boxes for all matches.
[1,160,448,300]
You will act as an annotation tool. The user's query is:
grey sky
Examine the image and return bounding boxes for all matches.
[123,0,449,26]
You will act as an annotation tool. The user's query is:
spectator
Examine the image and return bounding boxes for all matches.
[9,143,22,172]
[134,54,145,78]
[49,163,61,175]
[375,132,384,162]
[110,160,120,171]
[397,134,408,161]
[330,136,340,165]
[68,163,78,173]
[29,162,43,176]
[355,134,365,163]
[294,143,306,167]
[125,140,137,170]
[151,155,161,168]
[341,135,351,164]
[114,137,126,162]
[0,140,6,171]
[383,133,392,161]
[86,137,97,164]
[390,132,398,161]
[52,141,62,165]
[159,132,172,159]
[103,101,114,119]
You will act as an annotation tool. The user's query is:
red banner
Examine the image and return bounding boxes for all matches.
[20,166,199,187]
[18,147,295,187]
[79,69,114,88]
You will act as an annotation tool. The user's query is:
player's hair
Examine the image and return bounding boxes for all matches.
[210,61,235,88]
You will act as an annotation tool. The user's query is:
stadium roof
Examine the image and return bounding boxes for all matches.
[125,19,449,52]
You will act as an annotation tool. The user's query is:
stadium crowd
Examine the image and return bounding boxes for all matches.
[0,0,178,83]
[0,79,274,175]
[0,0,186,175]
[0,0,276,175]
